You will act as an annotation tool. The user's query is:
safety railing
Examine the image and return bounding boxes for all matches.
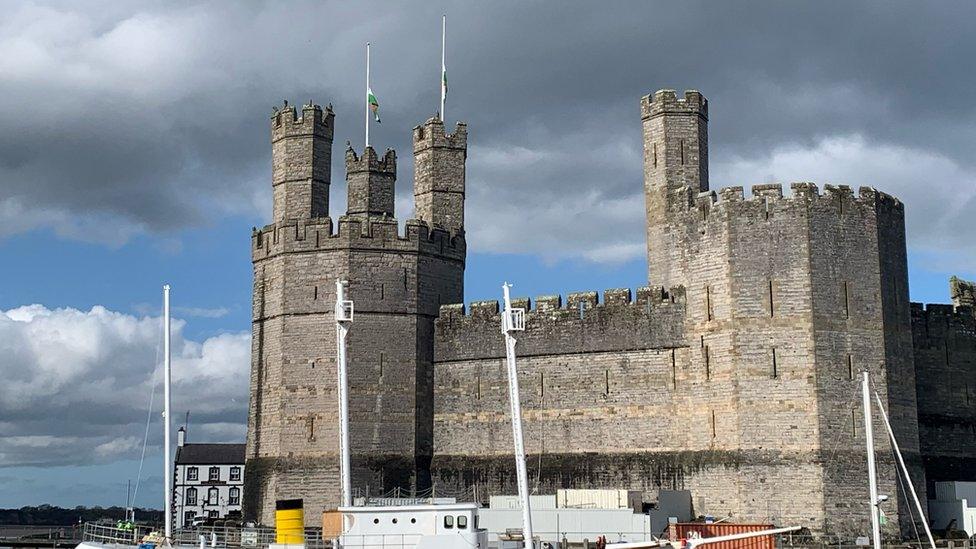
[172,525,331,549]
[81,522,157,545]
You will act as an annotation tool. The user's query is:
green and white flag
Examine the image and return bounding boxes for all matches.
[367,87,381,123]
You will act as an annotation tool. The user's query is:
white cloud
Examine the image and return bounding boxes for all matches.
[0,304,250,467]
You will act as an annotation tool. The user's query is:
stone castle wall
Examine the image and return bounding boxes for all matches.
[432,180,922,536]
[247,90,973,539]
[912,302,976,485]
[245,107,467,524]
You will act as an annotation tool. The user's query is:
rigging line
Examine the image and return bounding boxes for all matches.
[890,441,922,545]
[133,308,164,507]
[820,381,862,466]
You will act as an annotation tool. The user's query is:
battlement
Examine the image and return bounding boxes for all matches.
[674,182,903,214]
[640,89,708,120]
[911,302,976,348]
[950,276,976,309]
[271,100,335,141]
[251,216,465,262]
[346,146,397,176]
[413,118,467,152]
[438,286,686,320]
[434,287,686,362]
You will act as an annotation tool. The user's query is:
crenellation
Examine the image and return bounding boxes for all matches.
[751,183,784,199]
[345,146,397,176]
[413,117,468,152]
[640,89,708,120]
[250,217,465,263]
[469,300,499,317]
[566,291,598,310]
[271,102,335,139]
[534,294,562,312]
[603,287,632,305]
[823,184,854,199]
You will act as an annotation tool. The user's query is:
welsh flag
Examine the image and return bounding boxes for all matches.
[367,87,381,123]
[442,67,448,96]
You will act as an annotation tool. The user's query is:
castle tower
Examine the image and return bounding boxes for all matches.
[271,102,334,222]
[641,89,708,288]
[245,101,467,524]
[346,146,396,218]
[413,118,467,234]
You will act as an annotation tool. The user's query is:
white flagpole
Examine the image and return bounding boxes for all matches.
[440,15,446,121]
[365,42,371,149]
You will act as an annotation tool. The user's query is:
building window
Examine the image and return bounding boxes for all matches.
[186,488,197,506]
[208,510,218,519]
[229,487,240,505]
[184,511,196,526]
[444,515,454,529]
[209,467,220,481]
[208,487,219,505]
[457,516,468,529]
[230,467,241,482]
[187,467,198,481]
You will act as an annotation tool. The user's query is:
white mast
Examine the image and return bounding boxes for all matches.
[440,14,446,121]
[335,279,353,507]
[862,371,881,549]
[163,284,172,541]
[501,283,532,549]
[874,392,936,549]
[365,42,371,149]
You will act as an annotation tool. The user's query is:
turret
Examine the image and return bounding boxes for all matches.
[271,101,334,223]
[345,146,396,218]
[641,89,708,287]
[413,118,467,234]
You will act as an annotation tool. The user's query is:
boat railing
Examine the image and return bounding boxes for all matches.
[81,522,157,545]
[172,526,331,549]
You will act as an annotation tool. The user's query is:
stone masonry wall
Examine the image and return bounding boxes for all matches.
[432,288,829,530]
[912,302,976,485]
[246,111,466,524]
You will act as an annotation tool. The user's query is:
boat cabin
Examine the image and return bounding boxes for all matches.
[338,503,487,549]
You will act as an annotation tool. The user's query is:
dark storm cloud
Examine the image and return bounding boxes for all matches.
[0,1,974,264]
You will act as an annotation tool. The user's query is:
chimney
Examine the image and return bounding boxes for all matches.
[177,427,186,447]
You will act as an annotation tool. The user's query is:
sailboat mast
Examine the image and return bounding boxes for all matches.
[501,283,533,549]
[163,284,172,541]
[335,279,352,507]
[862,371,881,549]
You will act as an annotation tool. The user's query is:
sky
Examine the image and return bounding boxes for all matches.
[1,0,975,509]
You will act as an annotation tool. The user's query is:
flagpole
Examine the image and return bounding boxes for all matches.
[440,14,446,121]
[365,41,371,149]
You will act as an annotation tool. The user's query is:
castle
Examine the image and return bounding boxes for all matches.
[244,90,976,537]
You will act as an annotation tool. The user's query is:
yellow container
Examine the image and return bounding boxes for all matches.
[275,499,305,544]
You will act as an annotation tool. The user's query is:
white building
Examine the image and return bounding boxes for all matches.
[928,481,976,537]
[173,427,245,528]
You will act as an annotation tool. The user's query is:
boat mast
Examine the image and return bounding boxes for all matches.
[335,279,353,507]
[163,284,172,541]
[501,283,533,549]
[873,392,936,549]
[862,371,881,549]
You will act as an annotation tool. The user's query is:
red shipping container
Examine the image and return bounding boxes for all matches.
[668,523,775,549]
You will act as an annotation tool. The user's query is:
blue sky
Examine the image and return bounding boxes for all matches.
[1,1,975,510]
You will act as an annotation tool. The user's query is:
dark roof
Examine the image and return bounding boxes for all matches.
[175,443,245,465]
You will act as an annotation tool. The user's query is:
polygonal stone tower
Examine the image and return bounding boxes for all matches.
[642,89,708,289]
[413,117,467,234]
[244,106,466,524]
